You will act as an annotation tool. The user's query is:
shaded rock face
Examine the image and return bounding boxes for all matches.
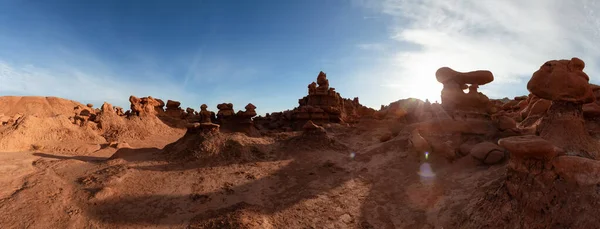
[526,58,600,159]
[462,59,600,228]
[165,100,184,118]
[527,57,594,103]
[435,67,494,116]
[469,141,506,165]
[463,135,600,228]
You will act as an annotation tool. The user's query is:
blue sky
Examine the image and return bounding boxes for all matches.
[2,0,600,114]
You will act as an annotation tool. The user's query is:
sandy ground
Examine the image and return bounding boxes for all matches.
[0,119,507,229]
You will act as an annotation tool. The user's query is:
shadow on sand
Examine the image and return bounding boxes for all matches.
[81,132,459,228]
[33,152,108,162]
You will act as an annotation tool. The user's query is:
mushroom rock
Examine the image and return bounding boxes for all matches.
[165,100,184,118]
[199,104,213,124]
[86,103,94,108]
[527,58,600,159]
[527,57,594,103]
[185,107,197,121]
[435,67,494,86]
[166,100,181,109]
[498,135,559,197]
[185,107,195,115]
[435,67,494,116]
[499,135,558,160]
[216,103,235,119]
[215,103,260,137]
[240,103,257,117]
[469,134,600,228]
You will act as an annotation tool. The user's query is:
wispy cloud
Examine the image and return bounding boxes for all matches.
[357,43,386,51]
[0,58,200,110]
[357,0,600,102]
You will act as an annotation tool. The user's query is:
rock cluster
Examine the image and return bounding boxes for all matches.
[184,104,220,134]
[255,71,376,132]
[404,67,516,163]
[128,95,165,116]
[216,103,259,136]
[0,113,23,126]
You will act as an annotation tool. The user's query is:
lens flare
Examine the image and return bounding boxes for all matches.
[349,152,356,159]
[425,152,429,160]
[418,162,436,178]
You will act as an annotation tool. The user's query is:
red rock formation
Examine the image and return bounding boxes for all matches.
[469,141,506,165]
[129,95,164,116]
[216,103,235,119]
[215,103,259,136]
[165,100,184,118]
[294,71,375,125]
[527,58,600,159]
[435,67,494,115]
[199,104,212,123]
[255,71,375,132]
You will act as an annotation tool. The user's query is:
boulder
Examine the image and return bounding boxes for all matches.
[498,135,557,159]
[470,142,506,165]
[553,156,600,185]
[302,120,326,135]
[527,57,595,103]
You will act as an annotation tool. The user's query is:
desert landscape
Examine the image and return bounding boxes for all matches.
[2,57,600,228]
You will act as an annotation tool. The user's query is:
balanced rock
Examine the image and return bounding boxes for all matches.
[435,67,494,114]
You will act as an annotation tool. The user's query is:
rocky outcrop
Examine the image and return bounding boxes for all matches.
[255,71,375,132]
[165,100,184,118]
[129,95,164,116]
[527,58,600,159]
[295,71,375,125]
[215,103,260,136]
[435,67,494,117]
